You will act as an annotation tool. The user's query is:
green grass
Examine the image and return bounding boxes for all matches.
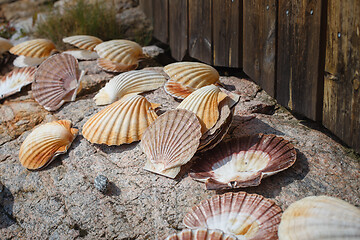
[34,0,126,50]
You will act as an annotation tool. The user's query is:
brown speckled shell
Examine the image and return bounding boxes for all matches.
[0,67,36,99]
[32,53,83,111]
[141,109,202,178]
[190,134,297,190]
[10,39,56,58]
[19,120,78,170]
[165,229,237,240]
[183,192,282,240]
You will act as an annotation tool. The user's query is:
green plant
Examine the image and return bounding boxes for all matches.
[34,0,125,50]
[0,21,16,39]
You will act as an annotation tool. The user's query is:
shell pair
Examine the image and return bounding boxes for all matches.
[63,35,102,60]
[32,53,84,111]
[164,62,220,99]
[10,39,58,67]
[94,40,144,73]
[19,120,78,170]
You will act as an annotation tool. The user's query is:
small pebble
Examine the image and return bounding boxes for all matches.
[94,175,109,193]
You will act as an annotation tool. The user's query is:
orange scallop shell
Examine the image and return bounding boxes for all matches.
[10,39,57,58]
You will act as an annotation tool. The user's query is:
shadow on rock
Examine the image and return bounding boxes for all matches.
[105,182,122,197]
[216,149,310,199]
[0,182,15,229]
[229,116,285,137]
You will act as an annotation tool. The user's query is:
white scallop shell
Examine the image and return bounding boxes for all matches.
[32,53,84,111]
[164,62,219,99]
[82,94,158,145]
[62,35,103,51]
[94,70,166,105]
[165,229,237,240]
[94,39,143,65]
[184,192,282,239]
[13,55,46,67]
[19,120,78,170]
[63,49,99,60]
[141,109,202,178]
[0,37,13,54]
[0,67,36,99]
[177,85,229,133]
[10,38,57,58]
[278,196,360,240]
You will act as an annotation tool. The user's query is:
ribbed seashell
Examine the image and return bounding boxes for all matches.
[177,85,228,133]
[163,62,219,99]
[62,35,103,51]
[94,40,143,65]
[165,229,237,240]
[19,120,78,169]
[10,39,57,58]
[183,192,282,239]
[0,67,36,99]
[278,196,360,240]
[141,109,202,178]
[82,94,158,145]
[63,49,99,60]
[13,55,46,67]
[190,134,297,190]
[97,58,138,73]
[94,70,166,105]
[0,37,13,54]
[32,53,84,111]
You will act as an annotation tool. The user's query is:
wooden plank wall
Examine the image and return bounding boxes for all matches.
[140,0,360,153]
[323,0,360,152]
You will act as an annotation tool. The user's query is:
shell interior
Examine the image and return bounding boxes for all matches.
[0,37,13,54]
[82,94,158,146]
[13,55,46,67]
[141,109,202,178]
[278,196,360,240]
[97,58,138,73]
[10,38,57,58]
[63,35,103,51]
[19,120,78,170]
[165,229,237,240]
[0,67,36,99]
[190,134,297,190]
[63,49,99,60]
[94,69,166,105]
[183,192,282,239]
[164,79,196,99]
[32,53,84,111]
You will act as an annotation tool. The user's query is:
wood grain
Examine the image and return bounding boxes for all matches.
[323,0,360,152]
[188,0,212,64]
[276,0,324,121]
[152,0,169,43]
[213,0,241,68]
[243,0,277,97]
[139,0,153,24]
[169,0,188,61]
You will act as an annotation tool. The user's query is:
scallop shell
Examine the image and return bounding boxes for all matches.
[62,35,103,51]
[63,49,99,60]
[141,109,202,178]
[94,70,166,105]
[82,94,158,145]
[165,229,237,240]
[32,53,84,111]
[0,37,13,54]
[13,55,46,67]
[190,134,297,190]
[177,85,228,133]
[278,196,360,240]
[94,40,143,65]
[10,39,57,58]
[164,62,219,99]
[97,57,138,73]
[183,192,282,239]
[19,120,78,170]
[0,67,36,99]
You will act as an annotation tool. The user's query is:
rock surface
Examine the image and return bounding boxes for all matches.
[0,60,359,239]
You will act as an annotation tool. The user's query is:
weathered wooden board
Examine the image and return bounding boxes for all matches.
[188,0,212,64]
[323,0,360,152]
[152,0,169,43]
[276,0,324,121]
[169,0,188,61]
[243,0,277,97]
[213,0,241,68]
[139,0,153,24]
